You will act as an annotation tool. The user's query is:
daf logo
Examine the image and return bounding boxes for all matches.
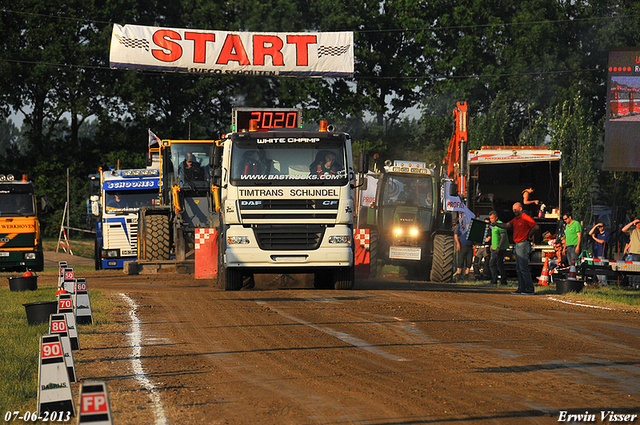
[322,200,338,206]
[0,237,9,243]
[241,200,262,206]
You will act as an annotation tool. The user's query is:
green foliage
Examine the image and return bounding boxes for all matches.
[548,92,600,219]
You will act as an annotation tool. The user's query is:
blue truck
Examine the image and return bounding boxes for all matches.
[91,168,160,269]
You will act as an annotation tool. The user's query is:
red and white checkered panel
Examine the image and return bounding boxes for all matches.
[354,228,370,248]
[195,228,216,250]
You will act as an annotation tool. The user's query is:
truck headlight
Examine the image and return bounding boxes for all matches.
[329,236,350,244]
[24,253,36,260]
[410,228,419,236]
[394,228,402,236]
[228,236,250,245]
[105,250,119,258]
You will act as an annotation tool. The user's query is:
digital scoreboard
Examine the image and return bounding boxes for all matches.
[232,108,302,132]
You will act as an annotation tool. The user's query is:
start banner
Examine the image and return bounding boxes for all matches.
[109,24,354,78]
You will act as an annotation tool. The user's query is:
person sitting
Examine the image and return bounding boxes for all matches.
[549,239,568,273]
[107,193,128,209]
[310,151,343,176]
[179,152,205,184]
[240,150,266,176]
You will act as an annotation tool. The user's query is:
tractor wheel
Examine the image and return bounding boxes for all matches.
[145,214,170,261]
[430,234,455,283]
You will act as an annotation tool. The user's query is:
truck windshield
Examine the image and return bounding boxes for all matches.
[169,143,211,188]
[0,193,35,216]
[104,190,158,213]
[230,141,348,186]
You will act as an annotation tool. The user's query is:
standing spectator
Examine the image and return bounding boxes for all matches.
[589,222,610,285]
[589,222,610,259]
[563,212,582,265]
[488,211,508,286]
[494,202,539,295]
[454,222,474,281]
[621,218,640,261]
[522,187,539,215]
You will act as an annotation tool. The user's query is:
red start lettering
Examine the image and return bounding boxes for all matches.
[286,35,317,66]
[184,32,216,63]
[152,30,183,62]
[253,35,284,66]
[216,34,250,65]
[150,31,318,66]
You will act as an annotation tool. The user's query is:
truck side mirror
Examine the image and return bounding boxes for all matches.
[39,196,51,214]
[210,144,223,186]
[358,152,369,174]
[449,183,459,197]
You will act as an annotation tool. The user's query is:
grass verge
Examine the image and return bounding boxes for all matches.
[43,239,94,260]
[0,279,111,414]
[456,277,640,311]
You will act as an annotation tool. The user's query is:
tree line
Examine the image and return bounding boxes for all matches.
[1,0,639,237]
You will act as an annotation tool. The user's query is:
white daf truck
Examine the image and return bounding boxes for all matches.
[211,114,366,290]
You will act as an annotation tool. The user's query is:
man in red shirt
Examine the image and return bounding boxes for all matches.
[494,202,539,294]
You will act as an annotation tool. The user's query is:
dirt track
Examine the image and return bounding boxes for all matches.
[62,270,640,424]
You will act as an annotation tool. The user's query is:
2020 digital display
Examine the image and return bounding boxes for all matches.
[233,108,302,132]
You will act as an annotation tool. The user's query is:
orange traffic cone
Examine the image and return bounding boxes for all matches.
[567,262,577,281]
[538,257,550,286]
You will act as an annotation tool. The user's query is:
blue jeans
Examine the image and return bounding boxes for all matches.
[566,245,579,266]
[514,242,534,293]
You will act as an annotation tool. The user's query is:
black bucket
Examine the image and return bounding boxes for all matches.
[9,275,38,292]
[555,279,584,294]
[23,301,58,325]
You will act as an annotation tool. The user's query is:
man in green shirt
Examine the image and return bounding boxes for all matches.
[489,211,509,285]
[563,212,582,265]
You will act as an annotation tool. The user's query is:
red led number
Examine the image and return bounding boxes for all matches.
[249,111,297,129]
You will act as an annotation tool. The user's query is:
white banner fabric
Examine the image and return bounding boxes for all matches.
[109,24,354,78]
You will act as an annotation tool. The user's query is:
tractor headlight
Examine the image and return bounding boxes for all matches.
[410,228,419,237]
[24,252,36,260]
[394,228,402,236]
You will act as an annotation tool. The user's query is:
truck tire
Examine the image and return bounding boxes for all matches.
[94,237,101,270]
[145,214,170,261]
[217,230,243,291]
[430,234,455,283]
[334,266,355,290]
[314,271,334,289]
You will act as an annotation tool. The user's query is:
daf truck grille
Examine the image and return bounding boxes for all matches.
[253,225,325,250]
[239,199,339,221]
[241,199,338,210]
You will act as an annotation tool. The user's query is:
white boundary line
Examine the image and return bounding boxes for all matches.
[547,296,613,310]
[120,293,168,425]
